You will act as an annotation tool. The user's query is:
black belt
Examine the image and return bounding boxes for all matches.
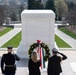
[6,65,15,67]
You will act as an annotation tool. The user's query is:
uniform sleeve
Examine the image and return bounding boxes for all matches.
[60,53,67,61]
[1,55,5,74]
[14,54,20,61]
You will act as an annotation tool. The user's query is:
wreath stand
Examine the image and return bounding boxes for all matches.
[28,40,50,69]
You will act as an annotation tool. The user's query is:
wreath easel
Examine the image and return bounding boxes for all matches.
[28,40,50,61]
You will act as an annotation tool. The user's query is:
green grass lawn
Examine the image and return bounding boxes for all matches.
[59,27,76,39]
[1,31,22,48]
[1,30,71,48]
[0,27,13,36]
[55,35,71,48]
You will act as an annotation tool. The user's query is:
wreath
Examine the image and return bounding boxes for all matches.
[28,40,50,61]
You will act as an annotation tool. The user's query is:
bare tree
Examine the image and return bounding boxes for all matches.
[66,9,76,29]
[0,5,7,27]
[55,0,68,20]
[66,2,76,29]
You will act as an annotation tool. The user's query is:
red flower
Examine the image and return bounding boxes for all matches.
[37,40,41,43]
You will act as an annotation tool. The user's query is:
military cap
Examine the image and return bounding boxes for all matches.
[52,48,58,53]
[7,46,13,49]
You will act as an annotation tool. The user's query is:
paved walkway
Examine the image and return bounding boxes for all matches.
[55,29,76,48]
[0,28,21,47]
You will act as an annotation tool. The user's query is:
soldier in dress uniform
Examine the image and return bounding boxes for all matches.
[1,46,20,75]
[47,48,67,75]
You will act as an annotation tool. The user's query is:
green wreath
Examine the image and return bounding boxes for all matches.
[28,41,50,61]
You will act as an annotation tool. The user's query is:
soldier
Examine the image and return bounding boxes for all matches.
[1,46,20,75]
[47,48,67,75]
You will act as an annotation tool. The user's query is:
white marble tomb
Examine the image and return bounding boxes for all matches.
[17,10,55,58]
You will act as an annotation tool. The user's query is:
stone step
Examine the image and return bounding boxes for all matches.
[0,58,75,75]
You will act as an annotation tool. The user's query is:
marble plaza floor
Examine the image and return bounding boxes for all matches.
[0,50,76,75]
[61,51,76,75]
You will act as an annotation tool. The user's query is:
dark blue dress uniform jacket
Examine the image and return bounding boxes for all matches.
[1,53,20,74]
[47,54,67,75]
